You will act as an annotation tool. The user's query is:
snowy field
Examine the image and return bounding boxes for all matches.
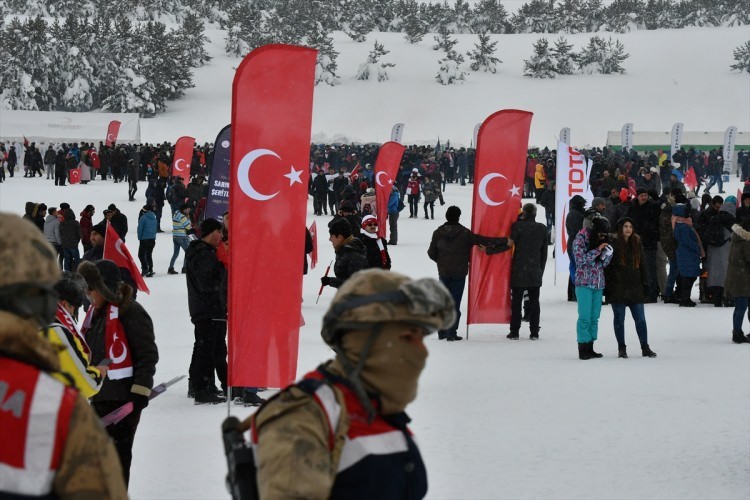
[139,25,750,148]
[1,20,749,500]
[1,174,749,500]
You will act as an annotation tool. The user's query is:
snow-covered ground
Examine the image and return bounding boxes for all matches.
[140,25,750,148]
[1,174,749,499]
[1,21,749,500]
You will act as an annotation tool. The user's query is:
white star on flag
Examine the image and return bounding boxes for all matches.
[509,184,521,197]
[284,166,303,186]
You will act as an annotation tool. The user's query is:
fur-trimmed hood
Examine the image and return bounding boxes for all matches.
[731,224,750,241]
[77,260,130,305]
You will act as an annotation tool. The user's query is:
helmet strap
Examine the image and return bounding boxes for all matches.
[332,323,384,424]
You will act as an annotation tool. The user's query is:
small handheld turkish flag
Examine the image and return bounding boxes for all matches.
[69,167,81,184]
[309,221,318,269]
[103,222,150,294]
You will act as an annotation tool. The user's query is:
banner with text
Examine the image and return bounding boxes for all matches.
[206,124,231,220]
[554,142,594,274]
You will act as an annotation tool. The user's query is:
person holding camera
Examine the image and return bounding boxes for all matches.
[604,217,658,358]
[573,215,614,359]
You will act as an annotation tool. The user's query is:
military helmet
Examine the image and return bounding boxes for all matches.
[0,213,61,326]
[321,269,456,345]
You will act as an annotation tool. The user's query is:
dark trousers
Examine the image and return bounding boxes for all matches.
[313,192,327,215]
[387,212,399,244]
[643,248,659,300]
[438,276,465,337]
[511,287,540,333]
[92,401,142,487]
[189,319,228,394]
[138,239,155,274]
[611,303,648,345]
[408,194,419,217]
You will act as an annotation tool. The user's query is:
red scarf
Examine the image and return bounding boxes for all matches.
[55,304,90,357]
[82,304,133,380]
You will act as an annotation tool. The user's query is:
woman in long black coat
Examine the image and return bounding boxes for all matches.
[604,217,657,358]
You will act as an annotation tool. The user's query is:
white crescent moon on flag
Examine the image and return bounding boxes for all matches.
[109,334,128,364]
[237,149,281,201]
[174,158,186,172]
[375,171,389,187]
[478,173,507,206]
[107,133,114,142]
[114,240,128,260]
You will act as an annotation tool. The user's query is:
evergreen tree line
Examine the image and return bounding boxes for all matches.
[523,35,630,78]
[3,0,747,38]
[0,12,210,114]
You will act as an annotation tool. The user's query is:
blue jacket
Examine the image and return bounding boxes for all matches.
[137,211,157,240]
[673,204,701,278]
[388,188,400,214]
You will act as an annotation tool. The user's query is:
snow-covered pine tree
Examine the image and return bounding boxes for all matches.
[436,48,468,85]
[426,0,453,34]
[17,16,55,110]
[471,0,509,34]
[577,35,629,74]
[178,11,211,67]
[551,36,576,74]
[51,15,96,112]
[580,0,605,32]
[509,0,558,34]
[602,0,646,32]
[433,27,458,52]
[467,33,502,73]
[402,0,428,43]
[523,37,557,78]
[730,40,750,73]
[355,40,395,81]
[305,25,340,85]
[642,0,676,29]
[555,0,587,33]
[343,0,376,42]
[224,1,270,57]
[452,0,474,34]
[0,18,40,111]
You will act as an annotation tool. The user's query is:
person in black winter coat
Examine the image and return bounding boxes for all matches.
[565,195,587,301]
[107,204,129,241]
[185,218,228,404]
[78,259,158,487]
[321,217,368,289]
[488,204,548,340]
[427,206,507,341]
[312,169,329,215]
[358,214,391,270]
[604,217,657,358]
[627,188,661,302]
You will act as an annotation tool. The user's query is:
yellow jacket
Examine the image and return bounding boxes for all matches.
[534,164,547,189]
[42,322,104,399]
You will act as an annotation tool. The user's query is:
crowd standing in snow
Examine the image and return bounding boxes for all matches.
[3,137,750,495]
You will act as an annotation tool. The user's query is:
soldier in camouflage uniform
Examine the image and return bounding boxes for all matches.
[0,212,127,499]
[247,269,455,499]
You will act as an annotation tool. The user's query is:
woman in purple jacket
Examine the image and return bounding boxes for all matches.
[573,215,614,360]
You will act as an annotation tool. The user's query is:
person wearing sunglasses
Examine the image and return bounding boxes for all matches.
[359,215,391,270]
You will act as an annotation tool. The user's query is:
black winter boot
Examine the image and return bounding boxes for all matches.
[731,330,749,344]
[641,344,657,357]
[618,344,628,358]
[578,343,592,360]
[588,342,603,358]
[506,330,519,340]
[529,328,539,340]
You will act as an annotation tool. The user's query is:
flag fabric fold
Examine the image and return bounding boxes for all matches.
[171,136,195,185]
[103,222,150,294]
[105,120,121,147]
[228,44,317,389]
[374,142,406,239]
[468,110,533,326]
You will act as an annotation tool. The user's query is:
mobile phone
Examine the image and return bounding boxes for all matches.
[100,358,113,367]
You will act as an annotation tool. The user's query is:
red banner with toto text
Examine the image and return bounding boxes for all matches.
[105,120,121,147]
[374,142,406,239]
[171,136,195,184]
[468,110,533,325]
[228,44,316,388]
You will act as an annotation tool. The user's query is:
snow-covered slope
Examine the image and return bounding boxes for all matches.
[141,25,750,147]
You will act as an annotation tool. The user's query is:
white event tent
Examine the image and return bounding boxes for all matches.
[0,110,141,144]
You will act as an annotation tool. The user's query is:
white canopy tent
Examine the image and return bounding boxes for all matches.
[605,130,750,151]
[0,110,141,144]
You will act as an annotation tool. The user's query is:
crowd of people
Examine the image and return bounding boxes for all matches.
[3,136,750,498]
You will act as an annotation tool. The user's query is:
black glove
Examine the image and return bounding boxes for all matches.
[131,393,150,411]
[321,276,333,286]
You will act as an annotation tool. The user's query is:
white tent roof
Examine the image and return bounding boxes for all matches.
[0,110,141,144]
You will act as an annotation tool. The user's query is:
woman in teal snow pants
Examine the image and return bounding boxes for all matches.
[572,215,613,359]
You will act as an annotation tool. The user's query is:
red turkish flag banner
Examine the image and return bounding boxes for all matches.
[228,44,316,388]
[374,142,406,239]
[105,120,121,147]
[683,167,697,192]
[68,167,81,184]
[171,136,195,185]
[89,148,100,170]
[468,110,533,325]
[102,222,150,294]
[309,221,318,269]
